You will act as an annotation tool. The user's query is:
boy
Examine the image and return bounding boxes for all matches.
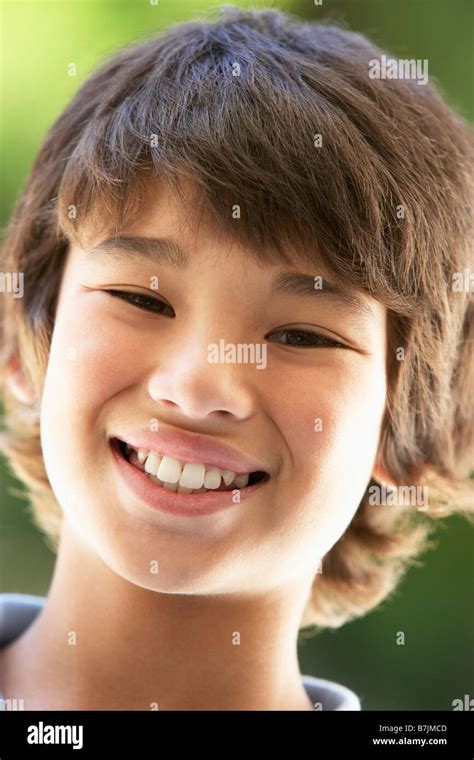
[0,7,472,710]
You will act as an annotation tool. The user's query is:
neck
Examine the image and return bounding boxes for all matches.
[2,521,316,710]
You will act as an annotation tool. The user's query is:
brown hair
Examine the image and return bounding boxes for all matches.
[1,6,473,632]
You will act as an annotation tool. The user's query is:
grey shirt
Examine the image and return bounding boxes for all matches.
[0,593,361,710]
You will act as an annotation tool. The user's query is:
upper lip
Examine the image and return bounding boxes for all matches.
[112,424,270,475]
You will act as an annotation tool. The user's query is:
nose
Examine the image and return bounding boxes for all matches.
[147,333,257,421]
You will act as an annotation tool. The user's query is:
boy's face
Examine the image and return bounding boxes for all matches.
[39,182,388,595]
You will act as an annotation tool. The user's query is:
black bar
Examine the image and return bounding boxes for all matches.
[0,709,472,757]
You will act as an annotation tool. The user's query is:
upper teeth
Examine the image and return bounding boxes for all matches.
[137,448,250,490]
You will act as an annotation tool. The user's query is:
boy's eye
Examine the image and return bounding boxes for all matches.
[103,292,345,348]
[104,289,175,317]
[266,329,347,349]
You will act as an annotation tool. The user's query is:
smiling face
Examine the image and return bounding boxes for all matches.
[39,181,388,596]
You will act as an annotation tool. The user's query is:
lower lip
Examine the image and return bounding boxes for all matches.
[110,440,268,517]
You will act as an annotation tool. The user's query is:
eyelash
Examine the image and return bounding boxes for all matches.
[104,290,347,349]
[104,289,175,317]
[266,330,347,349]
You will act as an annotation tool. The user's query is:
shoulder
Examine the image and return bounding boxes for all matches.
[0,593,46,648]
[301,674,362,711]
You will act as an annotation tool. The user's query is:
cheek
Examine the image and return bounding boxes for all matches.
[271,359,386,463]
[39,294,151,530]
[39,294,152,497]
[267,358,386,547]
[42,295,146,419]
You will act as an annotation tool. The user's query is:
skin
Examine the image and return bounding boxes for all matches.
[0,181,389,710]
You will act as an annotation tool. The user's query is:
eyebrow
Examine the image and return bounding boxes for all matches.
[272,272,375,320]
[88,235,189,269]
[89,235,374,320]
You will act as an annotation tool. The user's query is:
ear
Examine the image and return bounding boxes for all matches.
[371,459,398,488]
[4,352,36,405]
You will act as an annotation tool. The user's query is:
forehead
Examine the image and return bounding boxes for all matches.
[80,178,338,279]
[72,176,385,324]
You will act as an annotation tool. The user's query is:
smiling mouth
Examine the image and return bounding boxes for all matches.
[111,437,269,495]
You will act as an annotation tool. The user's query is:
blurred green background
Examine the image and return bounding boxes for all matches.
[0,0,472,710]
